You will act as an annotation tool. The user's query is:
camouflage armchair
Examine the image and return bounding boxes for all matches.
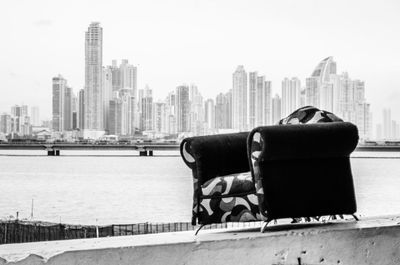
[180,132,260,227]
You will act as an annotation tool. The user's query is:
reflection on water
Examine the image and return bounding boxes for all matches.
[0,150,399,225]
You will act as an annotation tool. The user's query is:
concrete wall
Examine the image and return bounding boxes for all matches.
[0,216,400,265]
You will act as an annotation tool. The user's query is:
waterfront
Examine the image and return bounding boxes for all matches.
[0,150,400,225]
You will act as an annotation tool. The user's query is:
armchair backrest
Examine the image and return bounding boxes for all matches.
[181,132,250,186]
[248,122,359,221]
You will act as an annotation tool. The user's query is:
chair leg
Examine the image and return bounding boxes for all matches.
[352,214,359,221]
[260,220,271,233]
[195,224,206,235]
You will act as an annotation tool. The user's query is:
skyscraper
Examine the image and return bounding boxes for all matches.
[204,98,215,132]
[153,102,166,133]
[102,66,113,132]
[175,85,190,133]
[271,94,282,124]
[383,108,392,139]
[248,71,257,129]
[52,75,74,132]
[78,89,85,130]
[30,106,40,126]
[232,65,247,131]
[84,22,104,137]
[139,86,153,131]
[64,86,73,131]
[215,92,231,130]
[281,77,301,117]
[52,75,66,132]
[189,84,204,135]
[0,114,11,134]
[306,56,337,111]
[255,76,272,126]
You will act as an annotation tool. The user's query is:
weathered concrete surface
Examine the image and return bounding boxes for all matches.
[1,216,400,265]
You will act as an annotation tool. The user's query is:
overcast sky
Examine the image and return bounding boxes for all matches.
[0,0,399,123]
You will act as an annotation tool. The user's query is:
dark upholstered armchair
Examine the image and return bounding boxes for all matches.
[180,106,359,231]
[248,122,359,231]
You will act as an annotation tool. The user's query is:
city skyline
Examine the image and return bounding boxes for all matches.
[1,0,399,123]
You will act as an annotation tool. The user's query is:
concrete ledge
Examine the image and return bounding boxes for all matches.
[1,216,400,265]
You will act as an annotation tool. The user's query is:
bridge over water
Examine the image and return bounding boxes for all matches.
[0,143,398,156]
[0,143,180,156]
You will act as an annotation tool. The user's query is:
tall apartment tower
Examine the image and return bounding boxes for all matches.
[383,108,392,139]
[78,89,85,130]
[139,86,153,131]
[204,98,215,132]
[52,75,67,132]
[84,22,104,137]
[232,65,247,131]
[281,77,301,117]
[175,85,190,133]
[215,92,232,130]
[102,67,113,132]
[30,107,40,126]
[0,114,12,134]
[306,56,337,112]
[248,71,257,129]
[255,77,272,126]
[189,84,205,136]
[63,86,73,131]
[271,94,282,124]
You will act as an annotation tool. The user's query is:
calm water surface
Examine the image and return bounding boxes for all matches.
[0,150,399,225]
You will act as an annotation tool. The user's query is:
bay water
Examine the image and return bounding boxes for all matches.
[0,150,399,225]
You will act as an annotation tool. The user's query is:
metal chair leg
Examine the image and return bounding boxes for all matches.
[260,220,271,233]
[352,214,359,221]
[195,224,205,235]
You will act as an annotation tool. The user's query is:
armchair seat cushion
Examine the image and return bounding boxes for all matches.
[201,172,254,197]
[199,193,261,223]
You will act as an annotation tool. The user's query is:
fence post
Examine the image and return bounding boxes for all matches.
[4,222,7,244]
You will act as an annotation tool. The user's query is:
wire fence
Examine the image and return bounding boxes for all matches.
[0,220,261,245]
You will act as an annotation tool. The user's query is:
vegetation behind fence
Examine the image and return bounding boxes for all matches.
[0,220,259,245]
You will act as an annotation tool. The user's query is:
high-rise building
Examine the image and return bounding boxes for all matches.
[52,75,73,132]
[109,98,122,135]
[232,65,247,131]
[153,102,167,133]
[248,71,257,129]
[165,92,176,134]
[10,105,30,136]
[175,85,190,133]
[52,75,66,132]
[271,94,281,124]
[215,92,231,130]
[102,67,113,132]
[383,108,392,139]
[63,86,73,131]
[204,99,215,132]
[189,84,204,136]
[0,114,12,134]
[306,56,337,112]
[110,60,137,93]
[281,77,301,117]
[139,86,153,131]
[84,22,104,137]
[78,89,85,130]
[30,106,40,126]
[255,76,271,126]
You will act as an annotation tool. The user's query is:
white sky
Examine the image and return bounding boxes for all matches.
[0,0,399,123]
